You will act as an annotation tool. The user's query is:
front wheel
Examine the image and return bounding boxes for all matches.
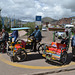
[60,52,68,64]
[72,47,75,57]
[0,42,6,53]
[38,44,45,55]
[14,49,27,62]
[10,56,16,62]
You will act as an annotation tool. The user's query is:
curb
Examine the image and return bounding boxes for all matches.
[28,66,75,75]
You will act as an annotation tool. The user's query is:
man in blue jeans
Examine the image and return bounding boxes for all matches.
[10,27,18,43]
[29,26,42,52]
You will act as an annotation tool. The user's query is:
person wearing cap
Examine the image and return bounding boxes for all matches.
[71,29,75,56]
[61,30,69,46]
[29,25,42,52]
[2,28,9,42]
[10,26,18,42]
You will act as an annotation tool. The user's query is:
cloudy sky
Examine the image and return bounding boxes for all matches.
[0,0,75,21]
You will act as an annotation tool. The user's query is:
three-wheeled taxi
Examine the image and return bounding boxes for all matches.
[7,27,44,62]
[42,28,71,64]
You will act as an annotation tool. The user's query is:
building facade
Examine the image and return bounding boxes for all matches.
[71,17,75,25]
[57,18,71,25]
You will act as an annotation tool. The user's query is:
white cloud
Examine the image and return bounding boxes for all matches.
[0,0,75,21]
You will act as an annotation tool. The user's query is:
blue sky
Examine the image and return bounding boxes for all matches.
[0,0,75,21]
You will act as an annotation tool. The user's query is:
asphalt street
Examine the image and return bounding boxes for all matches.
[0,30,75,75]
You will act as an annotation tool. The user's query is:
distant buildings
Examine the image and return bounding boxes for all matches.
[1,17,25,28]
[42,17,75,26]
[57,17,75,25]
[57,18,72,25]
[1,16,75,28]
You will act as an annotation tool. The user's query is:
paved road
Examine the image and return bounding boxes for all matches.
[0,30,75,75]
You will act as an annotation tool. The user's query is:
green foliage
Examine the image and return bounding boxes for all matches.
[4,25,11,32]
[23,22,35,35]
[23,22,42,35]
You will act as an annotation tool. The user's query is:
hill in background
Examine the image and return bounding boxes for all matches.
[42,17,58,24]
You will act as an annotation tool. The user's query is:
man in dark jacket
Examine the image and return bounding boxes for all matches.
[2,28,9,41]
[1,28,9,53]
[29,25,42,52]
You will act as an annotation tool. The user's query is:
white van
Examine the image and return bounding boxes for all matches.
[65,24,74,28]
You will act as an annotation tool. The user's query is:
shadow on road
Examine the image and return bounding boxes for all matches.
[26,54,44,61]
[72,57,75,62]
[45,53,73,66]
[42,36,46,38]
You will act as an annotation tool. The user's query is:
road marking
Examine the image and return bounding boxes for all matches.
[0,54,75,69]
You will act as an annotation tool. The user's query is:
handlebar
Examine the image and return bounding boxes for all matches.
[27,37,33,42]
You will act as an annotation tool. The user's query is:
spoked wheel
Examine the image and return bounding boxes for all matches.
[72,48,75,57]
[1,43,4,49]
[38,44,45,55]
[6,42,11,55]
[60,52,68,64]
[10,56,16,62]
[14,49,27,62]
[0,43,6,53]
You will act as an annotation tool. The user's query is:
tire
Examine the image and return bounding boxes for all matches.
[60,52,68,64]
[1,43,4,50]
[10,56,16,62]
[6,42,9,55]
[72,48,75,57]
[38,44,45,55]
[14,49,27,62]
[0,43,5,53]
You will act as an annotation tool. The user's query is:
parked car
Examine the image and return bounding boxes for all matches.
[42,27,47,31]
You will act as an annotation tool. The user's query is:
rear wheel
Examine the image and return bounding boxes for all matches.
[14,49,27,62]
[72,48,75,57]
[60,52,68,64]
[0,43,6,53]
[6,42,11,55]
[38,44,45,55]
[10,56,16,62]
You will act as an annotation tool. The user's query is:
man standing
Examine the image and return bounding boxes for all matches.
[2,28,9,42]
[1,28,9,53]
[29,26,42,52]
